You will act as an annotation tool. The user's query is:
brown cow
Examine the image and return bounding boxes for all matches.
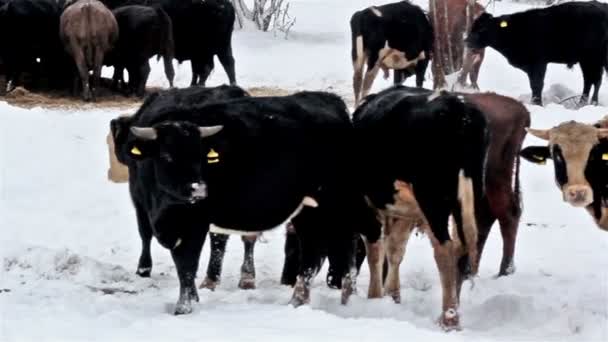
[60,0,118,101]
[521,119,608,232]
[430,0,485,90]
[377,93,530,322]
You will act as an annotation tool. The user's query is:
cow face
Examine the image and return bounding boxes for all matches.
[129,121,223,203]
[466,13,503,49]
[521,121,608,207]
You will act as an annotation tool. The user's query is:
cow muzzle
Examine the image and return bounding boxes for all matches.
[190,182,208,202]
[563,184,593,207]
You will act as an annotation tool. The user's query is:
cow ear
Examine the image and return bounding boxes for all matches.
[526,127,550,141]
[597,128,608,139]
[521,146,551,165]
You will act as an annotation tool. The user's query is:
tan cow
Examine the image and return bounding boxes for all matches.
[521,120,608,231]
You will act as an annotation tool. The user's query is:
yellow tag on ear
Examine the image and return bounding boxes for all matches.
[500,20,508,28]
[602,153,608,161]
[131,146,142,156]
[207,149,220,164]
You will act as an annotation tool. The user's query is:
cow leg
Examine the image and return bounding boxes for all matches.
[238,235,257,290]
[111,66,123,92]
[72,48,91,101]
[90,49,105,102]
[527,64,547,106]
[498,214,519,276]
[136,61,151,98]
[190,59,200,86]
[469,50,484,90]
[415,59,429,88]
[393,69,404,85]
[280,223,299,286]
[134,202,153,277]
[384,218,413,304]
[172,229,206,315]
[289,207,324,307]
[475,204,496,275]
[365,234,385,299]
[200,232,229,290]
[325,229,358,305]
[457,49,474,88]
[217,46,237,85]
[429,235,460,330]
[197,56,215,87]
[360,52,381,101]
[580,60,602,105]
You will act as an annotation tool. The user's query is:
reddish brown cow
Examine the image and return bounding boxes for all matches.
[430,0,485,90]
[60,0,118,101]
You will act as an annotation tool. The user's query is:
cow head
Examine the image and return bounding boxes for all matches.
[128,121,224,203]
[466,13,507,49]
[521,121,608,207]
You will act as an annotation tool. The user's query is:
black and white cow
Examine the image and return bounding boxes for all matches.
[111,86,380,314]
[466,1,608,106]
[351,87,489,330]
[350,1,433,104]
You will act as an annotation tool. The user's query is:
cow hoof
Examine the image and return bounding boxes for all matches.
[238,276,256,290]
[387,290,401,304]
[174,302,193,315]
[438,309,461,332]
[498,261,516,277]
[199,277,218,291]
[289,277,310,307]
[136,267,151,278]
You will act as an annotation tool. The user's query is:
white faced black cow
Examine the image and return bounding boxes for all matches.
[521,121,608,231]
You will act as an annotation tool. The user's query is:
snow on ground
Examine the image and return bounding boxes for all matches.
[2,0,608,341]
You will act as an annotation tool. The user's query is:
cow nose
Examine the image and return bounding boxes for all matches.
[190,182,207,200]
[565,185,592,207]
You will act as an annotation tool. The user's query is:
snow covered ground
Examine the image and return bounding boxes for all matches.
[1,0,608,341]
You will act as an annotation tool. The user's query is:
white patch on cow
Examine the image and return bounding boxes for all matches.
[36,58,41,63]
[354,35,365,70]
[173,238,182,249]
[370,7,383,17]
[457,95,465,102]
[427,91,441,102]
[190,182,208,200]
[208,196,318,236]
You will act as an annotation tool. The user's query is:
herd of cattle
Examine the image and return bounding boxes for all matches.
[0,0,236,100]
[52,0,608,332]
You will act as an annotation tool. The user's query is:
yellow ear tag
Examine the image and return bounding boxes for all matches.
[602,153,608,161]
[131,146,142,156]
[500,20,508,28]
[207,149,220,164]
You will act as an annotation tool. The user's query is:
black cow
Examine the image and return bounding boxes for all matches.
[105,5,175,97]
[111,86,380,314]
[352,87,489,330]
[103,0,237,87]
[111,85,259,285]
[350,1,433,104]
[466,1,608,106]
[0,0,68,92]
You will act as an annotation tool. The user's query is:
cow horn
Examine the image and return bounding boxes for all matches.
[598,128,608,139]
[302,196,319,208]
[199,125,224,138]
[131,127,157,141]
[526,128,550,141]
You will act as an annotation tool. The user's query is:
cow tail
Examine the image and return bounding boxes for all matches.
[83,2,94,68]
[155,6,175,86]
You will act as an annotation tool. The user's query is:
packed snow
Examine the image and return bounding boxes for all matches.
[1,0,608,341]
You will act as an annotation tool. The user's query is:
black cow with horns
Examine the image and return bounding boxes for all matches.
[111,85,380,314]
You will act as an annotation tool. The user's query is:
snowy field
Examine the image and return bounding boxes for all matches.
[1,0,608,341]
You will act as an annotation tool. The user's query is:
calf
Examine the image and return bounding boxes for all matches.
[350,1,432,105]
[430,0,485,90]
[60,0,119,101]
[466,1,608,106]
[352,88,489,330]
[521,120,608,231]
[111,87,380,314]
[106,5,174,97]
